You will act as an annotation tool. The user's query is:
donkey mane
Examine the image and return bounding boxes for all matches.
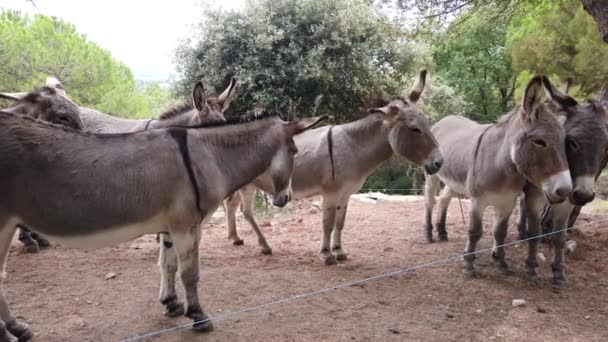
[349,95,406,121]
[178,110,280,129]
[0,109,281,137]
[158,102,194,120]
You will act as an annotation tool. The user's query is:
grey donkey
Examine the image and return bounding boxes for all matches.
[514,82,608,288]
[224,70,444,264]
[0,85,87,253]
[0,103,323,341]
[423,75,572,284]
[2,77,235,253]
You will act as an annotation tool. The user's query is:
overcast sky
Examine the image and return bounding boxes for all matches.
[3,0,246,81]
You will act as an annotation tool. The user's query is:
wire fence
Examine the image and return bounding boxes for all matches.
[119,216,608,342]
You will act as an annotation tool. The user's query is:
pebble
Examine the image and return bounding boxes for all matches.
[537,252,547,263]
[512,299,526,307]
[104,272,117,280]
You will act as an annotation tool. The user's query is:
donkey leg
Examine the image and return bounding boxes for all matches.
[549,201,572,289]
[423,174,440,242]
[0,321,17,342]
[331,198,350,261]
[16,226,39,254]
[491,203,516,275]
[463,199,485,277]
[436,186,454,241]
[158,233,184,317]
[224,193,244,246]
[172,227,212,333]
[516,195,528,240]
[0,221,33,341]
[523,187,545,285]
[320,196,338,265]
[240,188,272,255]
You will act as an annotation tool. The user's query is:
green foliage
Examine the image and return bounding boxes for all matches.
[507,0,608,96]
[432,13,516,122]
[0,10,170,118]
[173,0,418,121]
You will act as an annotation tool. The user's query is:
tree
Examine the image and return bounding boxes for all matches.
[432,13,516,122]
[506,0,608,96]
[0,10,156,117]
[388,0,608,44]
[580,0,608,43]
[173,0,418,121]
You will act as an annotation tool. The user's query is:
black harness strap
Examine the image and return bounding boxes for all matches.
[471,124,493,186]
[168,129,202,212]
[327,126,336,181]
[144,119,155,130]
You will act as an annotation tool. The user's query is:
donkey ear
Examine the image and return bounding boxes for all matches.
[0,92,27,101]
[46,76,68,98]
[408,69,427,103]
[286,115,326,136]
[541,76,578,110]
[216,77,238,111]
[521,75,546,120]
[192,81,208,113]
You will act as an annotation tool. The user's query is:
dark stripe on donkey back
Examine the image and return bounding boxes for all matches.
[168,128,202,212]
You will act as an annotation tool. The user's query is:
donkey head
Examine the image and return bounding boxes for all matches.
[545,81,608,205]
[268,115,325,207]
[509,76,571,203]
[368,70,443,174]
[0,86,86,130]
[192,78,237,124]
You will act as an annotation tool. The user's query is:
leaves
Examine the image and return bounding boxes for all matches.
[172,0,418,122]
[0,10,171,118]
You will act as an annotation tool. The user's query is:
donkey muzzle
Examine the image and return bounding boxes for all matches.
[570,175,595,206]
[542,170,572,204]
[423,149,443,175]
[272,193,291,208]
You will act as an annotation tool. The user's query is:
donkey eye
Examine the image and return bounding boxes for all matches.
[409,127,422,133]
[532,138,547,147]
[566,137,579,150]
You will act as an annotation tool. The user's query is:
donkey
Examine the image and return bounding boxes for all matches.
[516,86,608,242]
[513,83,608,288]
[0,85,85,131]
[0,103,322,341]
[423,76,572,282]
[223,70,444,264]
[2,78,235,253]
[1,86,87,253]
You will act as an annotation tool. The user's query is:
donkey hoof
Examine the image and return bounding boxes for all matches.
[495,266,513,276]
[34,238,51,248]
[527,275,541,286]
[261,248,273,256]
[438,234,448,242]
[336,253,348,261]
[192,315,214,333]
[232,239,244,246]
[164,301,185,317]
[7,321,33,342]
[462,267,477,278]
[551,278,568,290]
[22,244,40,254]
[323,255,338,266]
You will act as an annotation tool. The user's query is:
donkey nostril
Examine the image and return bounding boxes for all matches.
[555,187,570,199]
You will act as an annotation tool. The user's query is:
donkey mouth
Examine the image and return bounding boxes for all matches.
[424,164,440,175]
[544,193,567,205]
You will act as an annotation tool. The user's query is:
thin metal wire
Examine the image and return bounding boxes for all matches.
[119,216,608,342]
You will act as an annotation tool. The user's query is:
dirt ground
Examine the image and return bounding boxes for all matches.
[7,196,608,342]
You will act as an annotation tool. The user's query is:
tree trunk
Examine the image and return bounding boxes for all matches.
[581,0,608,43]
